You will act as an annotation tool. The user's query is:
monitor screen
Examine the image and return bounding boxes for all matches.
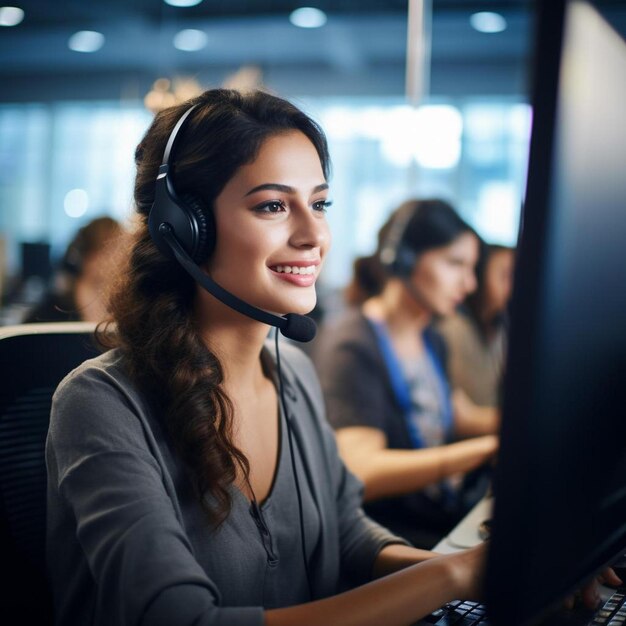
[485,1,626,624]
[21,242,52,282]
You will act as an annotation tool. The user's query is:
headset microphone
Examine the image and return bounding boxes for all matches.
[149,101,316,600]
[147,102,317,343]
[157,224,317,343]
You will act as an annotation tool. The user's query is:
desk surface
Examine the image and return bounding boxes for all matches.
[432,495,617,612]
[434,496,493,554]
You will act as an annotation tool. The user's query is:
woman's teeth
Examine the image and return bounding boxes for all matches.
[274,265,316,275]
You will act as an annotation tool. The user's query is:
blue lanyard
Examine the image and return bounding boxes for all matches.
[422,330,454,435]
[368,319,453,448]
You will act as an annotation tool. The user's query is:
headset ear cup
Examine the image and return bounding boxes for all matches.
[181,194,215,263]
[395,245,417,277]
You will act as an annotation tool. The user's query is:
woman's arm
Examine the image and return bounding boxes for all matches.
[49,365,266,626]
[372,542,439,578]
[266,544,485,626]
[452,388,500,437]
[335,426,498,502]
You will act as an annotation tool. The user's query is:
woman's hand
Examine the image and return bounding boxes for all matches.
[443,542,488,601]
[564,567,623,610]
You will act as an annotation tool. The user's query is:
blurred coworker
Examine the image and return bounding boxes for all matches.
[437,244,515,408]
[312,199,498,548]
[25,216,124,324]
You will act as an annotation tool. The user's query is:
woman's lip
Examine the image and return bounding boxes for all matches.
[269,267,317,286]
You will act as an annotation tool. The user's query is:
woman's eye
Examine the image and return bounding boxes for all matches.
[313,200,333,213]
[448,257,465,266]
[254,200,286,214]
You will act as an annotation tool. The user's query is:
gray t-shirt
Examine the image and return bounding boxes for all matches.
[403,352,447,449]
[46,342,405,626]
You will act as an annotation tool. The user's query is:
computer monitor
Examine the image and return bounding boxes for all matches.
[485,1,626,625]
[21,242,52,282]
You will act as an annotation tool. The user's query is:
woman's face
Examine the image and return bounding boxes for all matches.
[207,130,331,317]
[74,239,124,322]
[408,232,479,316]
[484,248,515,316]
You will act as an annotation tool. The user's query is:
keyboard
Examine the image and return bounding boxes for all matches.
[420,600,490,625]
[593,588,626,625]
[417,587,626,626]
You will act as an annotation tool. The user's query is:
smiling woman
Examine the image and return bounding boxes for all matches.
[45,89,486,626]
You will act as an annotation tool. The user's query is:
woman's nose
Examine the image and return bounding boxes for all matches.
[289,206,329,249]
[465,270,478,294]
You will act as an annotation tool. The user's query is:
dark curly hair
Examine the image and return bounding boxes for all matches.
[98,89,330,526]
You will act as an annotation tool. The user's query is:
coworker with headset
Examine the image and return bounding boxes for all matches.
[313,199,499,549]
[46,90,486,626]
[25,216,123,324]
[437,243,515,408]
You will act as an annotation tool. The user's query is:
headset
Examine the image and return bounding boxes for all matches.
[147,104,317,343]
[378,202,434,308]
[378,202,420,278]
[147,103,315,599]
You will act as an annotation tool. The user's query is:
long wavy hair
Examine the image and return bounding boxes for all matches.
[98,89,330,526]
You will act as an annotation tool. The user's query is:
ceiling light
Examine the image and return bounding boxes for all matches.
[68,31,105,53]
[0,6,24,26]
[289,7,327,29]
[470,12,507,34]
[164,0,203,7]
[173,29,208,52]
[64,189,89,218]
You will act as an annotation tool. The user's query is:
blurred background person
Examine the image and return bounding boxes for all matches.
[25,216,124,324]
[312,199,498,549]
[437,243,515,408]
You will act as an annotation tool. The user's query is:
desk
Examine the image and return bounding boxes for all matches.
[432,495,618,612]
[433,496,493,554]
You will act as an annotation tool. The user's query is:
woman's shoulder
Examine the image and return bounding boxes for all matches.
[54,347,132,400]
[435,311,484,355]
[314,308,377,358]
[320,307,369,336]
[49,348,165,460]
[437,309,477,337]
[52,349,144,424]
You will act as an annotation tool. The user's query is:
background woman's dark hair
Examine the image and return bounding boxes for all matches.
[345,198,477,305]
[25,216,122,323]
[464,243,514,338]
[61,216,122,279]
[98,89,330,526]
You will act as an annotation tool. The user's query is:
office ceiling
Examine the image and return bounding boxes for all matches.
[1,1,625,103]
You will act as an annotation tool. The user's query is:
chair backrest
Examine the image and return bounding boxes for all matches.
[0,322,98,621]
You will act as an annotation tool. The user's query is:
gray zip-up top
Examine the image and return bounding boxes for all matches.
[46,342,405,626]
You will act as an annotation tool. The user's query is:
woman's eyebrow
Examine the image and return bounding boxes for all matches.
[244,182,329,197]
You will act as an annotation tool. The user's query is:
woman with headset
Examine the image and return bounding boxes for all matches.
[25,216,124,324]
[313,199,500,549]
[46,90,487,626]
[437,243,515,408]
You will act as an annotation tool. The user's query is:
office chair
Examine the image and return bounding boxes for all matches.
[0,322,98,622]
